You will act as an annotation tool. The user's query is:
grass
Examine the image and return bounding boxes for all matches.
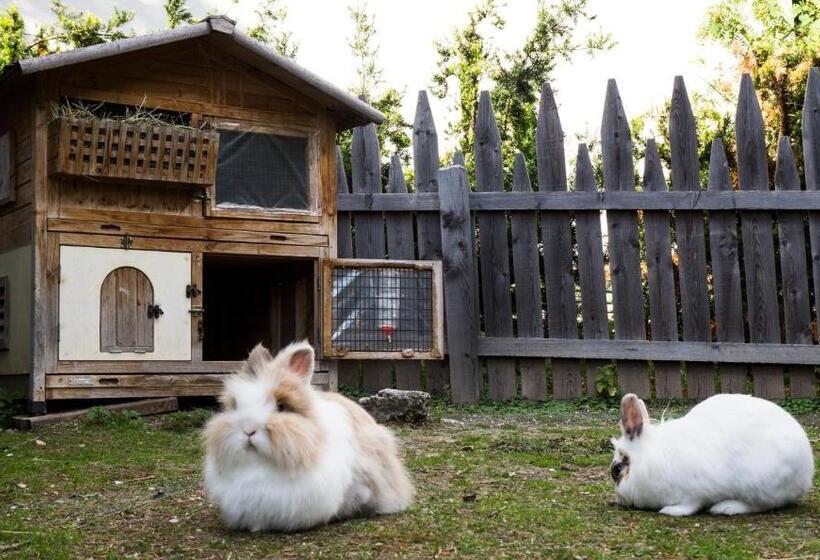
[0,399,818,559]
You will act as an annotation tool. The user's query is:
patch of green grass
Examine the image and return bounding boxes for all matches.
[0,389,25,429]
[0,401,817,559]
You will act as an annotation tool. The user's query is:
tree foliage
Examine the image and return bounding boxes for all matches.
[0,1,134,66]
[165,0,195,30]
[431,0,612,180]
[247,0,299,59]
[338,1,412,181]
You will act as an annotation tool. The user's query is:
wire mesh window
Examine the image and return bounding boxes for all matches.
[215,129,309,210]
[328,264,438,355]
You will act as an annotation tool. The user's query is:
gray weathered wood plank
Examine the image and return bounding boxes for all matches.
[352,123,392,392]
[736,74,784,398]
[801,66,820,398]
[642,139,682,398]
[601,79,648,396]
[510,153,546,399]
[335,147,359,390]
[474,91,516,400]
[477,336,820,365]
[774,136,815,397]
[707,139,748,393]
[574,144,610,396]
[439,166,481,403]
[669,77,713,399]
[537,83,581,399]
[413,91,448,395]
[337,190,820,212]
[386,155,422,390]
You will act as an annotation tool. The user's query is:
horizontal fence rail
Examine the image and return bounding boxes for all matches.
[337,69,820,403]
[337,190,820,211]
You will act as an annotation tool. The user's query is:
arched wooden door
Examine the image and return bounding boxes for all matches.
[100,266,154,353]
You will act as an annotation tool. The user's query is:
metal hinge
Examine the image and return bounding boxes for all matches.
[193,190,212,204]
[189,306,205,316]
[120,234,134,250]
[186,284,201,298]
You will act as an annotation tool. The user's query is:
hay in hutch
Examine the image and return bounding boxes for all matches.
[0,16,444,413]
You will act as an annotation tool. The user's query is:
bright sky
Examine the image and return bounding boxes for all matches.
[14,0,736,153]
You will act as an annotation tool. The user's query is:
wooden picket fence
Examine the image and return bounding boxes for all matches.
[337,70,820,403]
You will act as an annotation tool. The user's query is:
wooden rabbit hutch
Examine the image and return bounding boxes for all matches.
[0,16,443,413]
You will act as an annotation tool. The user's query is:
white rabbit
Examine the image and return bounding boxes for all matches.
[610,393,814,516]
[203,341,413,531]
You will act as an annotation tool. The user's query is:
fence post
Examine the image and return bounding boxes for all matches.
[774,136,815,397]
[642,139,682,398]
[601,79,650,397]
[800,66,820,398]
[706,139,747,393]
[351,123,392,392]
[386,155,423,390]
[574,145,610,396]
[438,166,481,403]
[537,83,581,399]
[413,91,448,395]
[335,147,359,389]
[736,74,784,399]
[670,76,713,399]
[510,153,547,400]
[474,91,516,400]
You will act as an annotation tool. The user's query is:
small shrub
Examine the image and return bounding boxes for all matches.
[781,398,820,416]
[84,406,145,428]
[595,363,619,399]
[158,409,213,433]
[0,389,25,429]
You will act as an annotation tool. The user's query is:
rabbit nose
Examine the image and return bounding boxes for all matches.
[244,429,257,438]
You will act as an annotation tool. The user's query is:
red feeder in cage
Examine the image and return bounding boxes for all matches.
[380,323,396,345]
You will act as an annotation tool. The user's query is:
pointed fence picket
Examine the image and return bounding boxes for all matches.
[336,71,820,402]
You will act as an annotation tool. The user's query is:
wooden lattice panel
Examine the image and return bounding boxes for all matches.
[50,118,219,186]
[0,276,8,351]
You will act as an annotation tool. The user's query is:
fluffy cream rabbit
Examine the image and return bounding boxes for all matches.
[203,341,413,531]
[611,393,814,516]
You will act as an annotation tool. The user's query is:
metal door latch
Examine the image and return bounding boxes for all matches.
[186,284,201,298]
[147,304,164,319]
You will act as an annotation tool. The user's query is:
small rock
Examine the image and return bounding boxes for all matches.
[169,517,179,524]
[35,440,46,447]
[113,480,124,486]
[15,482,26,489]
[441,418,465,426]
[358,389,431,424]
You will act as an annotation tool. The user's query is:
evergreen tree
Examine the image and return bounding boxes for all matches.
[247,0,299,59]
[165,0,196,30]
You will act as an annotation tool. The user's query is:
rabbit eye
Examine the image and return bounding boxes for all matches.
[277,400,292,413]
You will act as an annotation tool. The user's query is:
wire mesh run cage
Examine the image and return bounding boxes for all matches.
[322,259,444,359]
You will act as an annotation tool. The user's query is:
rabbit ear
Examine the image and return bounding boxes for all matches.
[275,340,315,384]
[243,344,274,376]
[621,393,648,440]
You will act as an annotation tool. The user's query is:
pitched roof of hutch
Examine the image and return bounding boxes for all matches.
[0,15,383,130]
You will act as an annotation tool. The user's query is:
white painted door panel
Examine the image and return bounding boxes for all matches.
[59,246,191,361]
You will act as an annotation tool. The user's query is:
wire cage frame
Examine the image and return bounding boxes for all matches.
[321,258,444,360]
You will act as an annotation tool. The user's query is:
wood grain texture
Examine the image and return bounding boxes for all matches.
[413,91,448,395]
[574,144,610,395]
[510,153,546,400]
[333,146,358,389]
[386,156,422,390]
[601,79,648,396]
[736,74,784,398]
[707,139,748,393]
[774,136,815,397]
[337,189,820,211]
[801,67,820,398]
[474,92,516,400]
[351,123,391,391]
[669,77,713,399]
[536,83,580,398]
[642,140,682,398]
[438,166,481,403]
